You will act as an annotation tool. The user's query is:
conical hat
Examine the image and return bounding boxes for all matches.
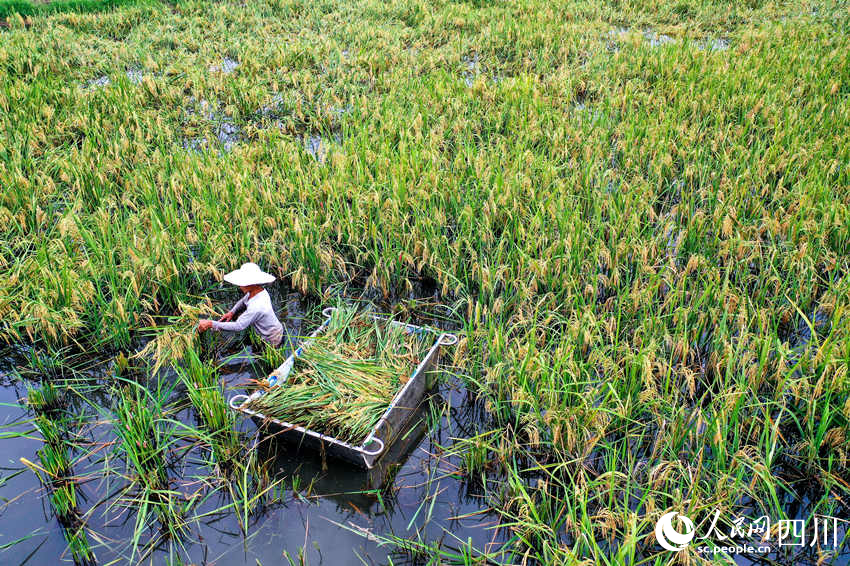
[222,262,276,286]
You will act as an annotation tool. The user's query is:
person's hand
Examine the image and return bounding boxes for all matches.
[197,319,213,332]
[218,311,234,322]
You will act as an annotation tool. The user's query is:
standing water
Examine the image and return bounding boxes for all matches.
[0,308,505,565]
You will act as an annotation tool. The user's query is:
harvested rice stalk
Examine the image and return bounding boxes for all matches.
[136,300,219,374]
[245,307,430,444]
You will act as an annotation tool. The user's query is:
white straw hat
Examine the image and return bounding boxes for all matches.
[222,262,276,286]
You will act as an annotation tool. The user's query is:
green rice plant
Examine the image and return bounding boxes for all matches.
[32,417,75,521]
[188,447,288,536]
[249,328,289,375]
[174,348,241,474]
[63,525,95,566]
[27,381,62,416]
[27,410,95,564]
[113,387,169,496]
[456,431,498,478]
[111,383,184,557]
[36,440,71,487]
[26,447,95,564]
[18,347,72,380]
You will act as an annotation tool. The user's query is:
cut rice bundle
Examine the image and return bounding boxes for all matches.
[244,307,430,444]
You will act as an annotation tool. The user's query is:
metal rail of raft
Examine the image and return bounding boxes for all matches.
[229,307,457,469]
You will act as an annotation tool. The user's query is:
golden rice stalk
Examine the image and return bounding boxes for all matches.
[135,300,218,374]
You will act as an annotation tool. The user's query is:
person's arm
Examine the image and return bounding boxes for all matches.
[219,293,249,322]
[232,293,249,313]
[211,307,260,332]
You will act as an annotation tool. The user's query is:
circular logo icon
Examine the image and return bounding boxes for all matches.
[655,511,695,551]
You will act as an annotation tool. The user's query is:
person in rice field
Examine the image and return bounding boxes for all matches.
[197,262,284,347]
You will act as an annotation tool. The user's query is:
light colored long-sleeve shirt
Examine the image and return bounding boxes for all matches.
[212,290,283,346]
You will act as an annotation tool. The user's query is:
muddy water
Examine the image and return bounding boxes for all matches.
[0,309,504,565]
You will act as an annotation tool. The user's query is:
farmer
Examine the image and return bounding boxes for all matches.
[197,262,284,347]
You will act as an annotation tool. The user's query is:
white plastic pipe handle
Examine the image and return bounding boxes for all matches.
[360,436,385,457]
[439,333,458,346]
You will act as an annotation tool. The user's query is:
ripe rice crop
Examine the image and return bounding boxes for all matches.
[1,0,848,562]
[245,306,430,444]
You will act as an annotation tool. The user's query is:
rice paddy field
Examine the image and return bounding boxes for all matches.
[0,0,849,564]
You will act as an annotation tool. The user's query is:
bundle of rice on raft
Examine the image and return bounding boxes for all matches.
[243,307,431,444]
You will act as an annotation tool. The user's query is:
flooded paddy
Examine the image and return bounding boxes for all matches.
[0,298,508,565]
[4,307,846,565]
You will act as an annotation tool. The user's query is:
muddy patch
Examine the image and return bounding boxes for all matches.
[785,309,831,352]
[331,103,353,116]
[606,26,630,52]
[301,133,344,163]
[125,68,144,84]
[84,75,112,89]
[302,133,327,162]
[574,102,605,124]
[254,94,347,163]
[606,27,677,51]
[607,28,729,53]
[463,53,481,86]
[82,68,147,90]
[644,30,675,48]
[258,93,287,119]
[182,123,240,153]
